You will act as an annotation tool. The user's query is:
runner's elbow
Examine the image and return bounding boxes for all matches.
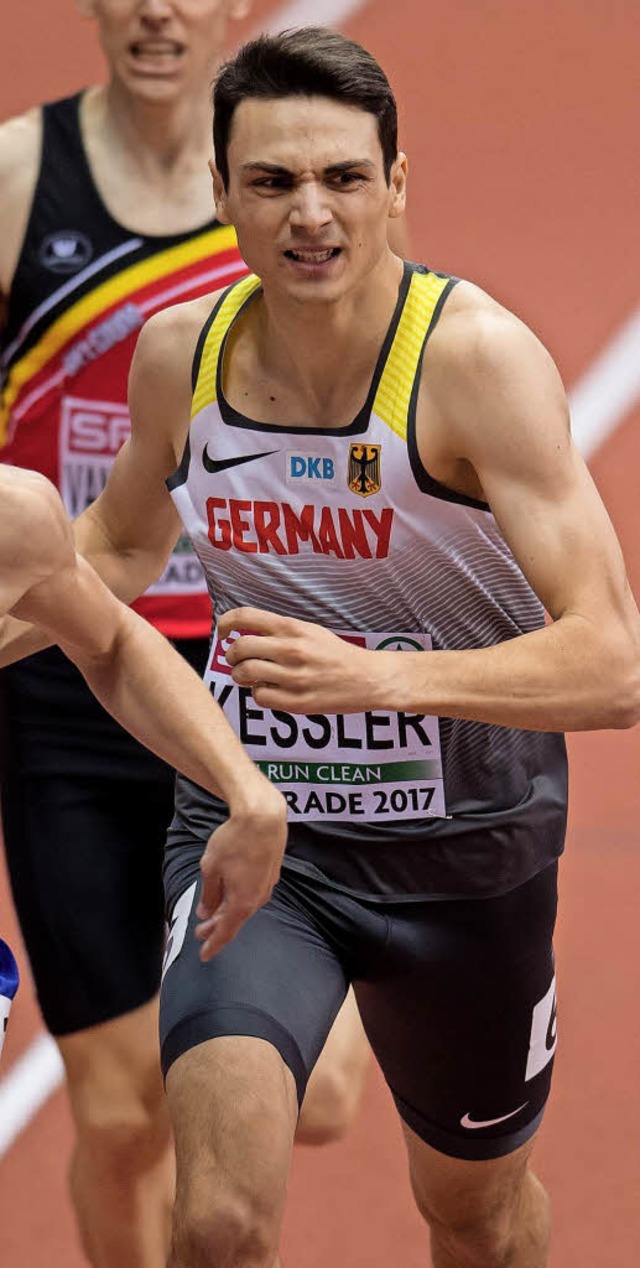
[604,632,640,729]
[612,671,640,729]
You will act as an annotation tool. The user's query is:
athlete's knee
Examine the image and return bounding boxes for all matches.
[417,1169,550,1267]
[72,1083,170,1175]
[171,1172,279,1268]
[296,1058,366,1145]
[426,1203,520,1267]
[62,1044,170,1174]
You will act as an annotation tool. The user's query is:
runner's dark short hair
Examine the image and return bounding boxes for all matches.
[213,27,398,188]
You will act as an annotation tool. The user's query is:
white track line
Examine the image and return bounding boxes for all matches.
[569,304,640,457]
[0,1,638,1164]
[254,0,370,32]
[0,1034,63,1156]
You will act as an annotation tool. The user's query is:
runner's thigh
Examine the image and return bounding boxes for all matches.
[354,862,558,1161]
[160,868,350,1106]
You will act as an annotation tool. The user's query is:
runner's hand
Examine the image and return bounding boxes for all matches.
[195,784,287,961]
[219,606,395,714]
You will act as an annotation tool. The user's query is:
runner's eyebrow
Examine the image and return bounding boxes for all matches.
[242,163,292,176]
[241,160,376,176]
[324,160,377,175]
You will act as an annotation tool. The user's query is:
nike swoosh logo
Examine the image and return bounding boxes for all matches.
[202,445,279,474]
[460,1103,528,1130]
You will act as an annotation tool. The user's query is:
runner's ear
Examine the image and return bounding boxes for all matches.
[209,159,230,224]
[388,153,408,219]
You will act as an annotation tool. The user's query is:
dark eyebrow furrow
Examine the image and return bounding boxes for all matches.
[241,159,376,177]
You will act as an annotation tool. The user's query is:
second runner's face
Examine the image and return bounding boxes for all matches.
[78,0,249,101]
[214,95,407,303]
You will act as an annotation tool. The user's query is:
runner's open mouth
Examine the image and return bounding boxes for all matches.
[284,248,342,263]
[129,41,186,58]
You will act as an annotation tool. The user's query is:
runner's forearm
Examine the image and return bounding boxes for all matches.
[0,613,53,666]
[379,612,640,732]
[72,504,168,605]
[68,606,263,806]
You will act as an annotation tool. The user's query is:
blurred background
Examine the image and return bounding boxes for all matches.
[1,2,639,1265]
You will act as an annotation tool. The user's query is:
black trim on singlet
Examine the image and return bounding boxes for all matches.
[212,261,414,436]
[166,435,192,493]
[406,275,491,513]
[167,284,246,490]
[2,92,220,374]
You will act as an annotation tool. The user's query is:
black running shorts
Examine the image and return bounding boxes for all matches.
[0,639,208,1036]
[160,856,558,1162]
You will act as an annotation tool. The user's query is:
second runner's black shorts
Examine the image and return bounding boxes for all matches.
[0,638,209,1036]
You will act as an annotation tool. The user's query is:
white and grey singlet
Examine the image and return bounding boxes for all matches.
[165,263,567,902]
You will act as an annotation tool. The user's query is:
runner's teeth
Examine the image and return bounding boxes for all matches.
[132,43,182,55]
[291,250,335,263]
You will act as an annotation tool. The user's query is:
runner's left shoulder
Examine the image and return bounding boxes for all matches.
[426,278,563,398]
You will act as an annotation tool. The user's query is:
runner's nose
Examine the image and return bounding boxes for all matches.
[289,181,333,234]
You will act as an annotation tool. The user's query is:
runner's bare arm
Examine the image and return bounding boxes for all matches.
[0,295,218,665]
[221,295,640,732]
[3,469,286,956]
[0,111,51,659]
[71,302,209,598]
[405,294,640,729]
[0,108,41,309]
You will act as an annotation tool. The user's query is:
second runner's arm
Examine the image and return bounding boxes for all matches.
[8,480,286,961]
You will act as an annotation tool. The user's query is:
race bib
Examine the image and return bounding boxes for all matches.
[59,396,206,596]
[205,627,446,823]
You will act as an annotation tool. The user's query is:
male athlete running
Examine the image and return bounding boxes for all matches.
[0,5,376,1263]
[3,27,639,1268]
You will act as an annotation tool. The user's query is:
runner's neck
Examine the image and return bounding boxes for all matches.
[79,84,216,235]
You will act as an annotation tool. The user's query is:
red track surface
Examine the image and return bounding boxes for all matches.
[1,3,639,1264]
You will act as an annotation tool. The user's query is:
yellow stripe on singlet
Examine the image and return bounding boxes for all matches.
[190,268,452,430]
[373,270,452,441]
[1,225,239,443]
[191,273,262,418]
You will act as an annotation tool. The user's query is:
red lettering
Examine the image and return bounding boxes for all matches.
[337,508,372,559]
[205,499,393,559]
[363,508,393,558]
[254,501,287,554]
[230,499,257,553]
[317,506,345,558]
[206,497,231,550]
[282,504,321,555]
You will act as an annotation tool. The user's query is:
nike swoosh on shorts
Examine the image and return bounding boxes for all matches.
[202,446,279,474]
[460,1103,529,1130]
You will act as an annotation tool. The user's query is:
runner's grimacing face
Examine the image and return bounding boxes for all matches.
[214,95,407,302]
[77,0,250,99]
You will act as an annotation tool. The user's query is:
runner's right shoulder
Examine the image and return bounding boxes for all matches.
[134,288,229,378]
[127,291,229,453]
[0,107,43,297]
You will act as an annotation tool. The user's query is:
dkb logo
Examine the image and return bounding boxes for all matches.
[286,453,335,483]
